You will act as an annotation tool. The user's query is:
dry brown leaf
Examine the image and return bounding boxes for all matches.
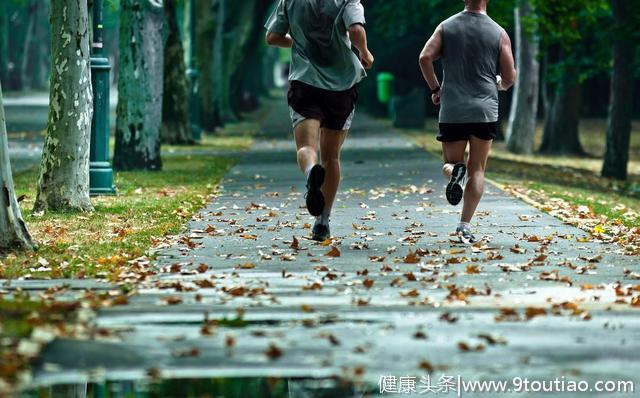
[325,246,341,257]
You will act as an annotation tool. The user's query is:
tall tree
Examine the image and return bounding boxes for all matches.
[20,0,38,91]
[194,0,219,130]
[601,0,638,180]
[0,1,8,84]
[161,0,192,145]
[34,0,93,213]
[0,82,36,251]
[212,0,235,123]
[538,49,584,155]
[533,0,609,155]
[114,0,164,171]
[230,0,272,113]
[505,0,540,155]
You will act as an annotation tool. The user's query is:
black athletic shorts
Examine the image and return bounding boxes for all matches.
[287,80,358,131]
[437,122,498,142]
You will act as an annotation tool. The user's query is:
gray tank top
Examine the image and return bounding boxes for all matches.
[439,11,503,124]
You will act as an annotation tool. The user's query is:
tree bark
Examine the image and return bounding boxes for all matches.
[506,1,540,155]
[34,0,93,213]
[0,82,36,251]
[161,0,192,145]
[114,0,164,171]
[601,0,636,180]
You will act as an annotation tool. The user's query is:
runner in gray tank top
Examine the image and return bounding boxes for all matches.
[419,0,516,244]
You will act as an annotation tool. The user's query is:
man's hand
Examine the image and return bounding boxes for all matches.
[432,92,441,106]
[360,49,374,69]
[265,32,293,48]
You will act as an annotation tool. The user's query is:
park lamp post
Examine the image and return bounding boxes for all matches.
[186,0,202,142]
[89,0,116,196]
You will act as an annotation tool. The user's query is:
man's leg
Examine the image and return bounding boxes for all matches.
[320,128,348,212]
[294,118,327,217]
[309,127,347,241]
[294,119,321,173]
[441,140,467,178]
[461,135,492,223]
[442,140,468,206]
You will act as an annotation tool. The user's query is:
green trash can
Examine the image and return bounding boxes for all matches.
[377,72,394,104]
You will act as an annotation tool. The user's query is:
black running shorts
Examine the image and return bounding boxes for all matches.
[287,80,358,131]
[437,122,498,142]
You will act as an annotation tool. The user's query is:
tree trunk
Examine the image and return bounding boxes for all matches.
[31,0,50,90]
[230,0,270,113]
[539,47,584,156]
[506,1,540,154]
[601,0,636,180]
[34,0,93,213]
[161,0,192,145]
[213,0,237,123]
[114,0,164,171]
[20,0,37,91]
[0,82,36,251]
[195,0,218,130]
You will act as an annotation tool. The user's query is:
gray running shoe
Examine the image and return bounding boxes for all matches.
[456,226,477,245]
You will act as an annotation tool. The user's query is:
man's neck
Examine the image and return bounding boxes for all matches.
[464,3,487,15]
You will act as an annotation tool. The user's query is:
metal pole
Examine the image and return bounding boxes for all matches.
[89,0,116,195]
[186,0,202,141]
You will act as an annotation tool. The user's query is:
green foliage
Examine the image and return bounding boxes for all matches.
[529,0,611,85]
[367,0,515,41]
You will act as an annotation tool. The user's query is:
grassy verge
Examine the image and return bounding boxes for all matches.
[0,135,252,280]
[404,122,640,230]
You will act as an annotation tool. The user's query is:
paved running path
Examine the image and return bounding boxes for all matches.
[33,101,640,396]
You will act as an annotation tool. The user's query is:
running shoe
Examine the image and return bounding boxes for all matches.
[446,163,466,206]
[312,223,331,242]
[305,164,325,216]
[456,226,478,245]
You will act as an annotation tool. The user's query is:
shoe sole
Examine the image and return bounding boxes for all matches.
[306,165,325,217]
[446,164,466,206]
[311,232,330,242]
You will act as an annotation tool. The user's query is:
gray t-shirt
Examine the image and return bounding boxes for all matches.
[439,11,503,124]
[265,0,367,91]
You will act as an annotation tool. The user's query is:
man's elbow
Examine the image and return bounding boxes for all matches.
[419,52,434,65]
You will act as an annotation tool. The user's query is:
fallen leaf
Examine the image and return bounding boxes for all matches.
[265,343,283,360]
[325,246,341,257]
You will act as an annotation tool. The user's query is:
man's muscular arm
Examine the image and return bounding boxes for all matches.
[348,24,374,69]
[419,24,443,104]
[497,30,516,91]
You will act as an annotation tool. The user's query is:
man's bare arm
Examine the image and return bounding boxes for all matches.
[419,25,443,104]
[348,24,374,69]
[497,30,516,91]
[266,31,293,48]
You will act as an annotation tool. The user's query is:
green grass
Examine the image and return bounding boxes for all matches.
[0,135,252,280]
[404,120,640,229]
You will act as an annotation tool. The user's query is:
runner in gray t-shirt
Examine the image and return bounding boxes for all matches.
[266,0,374,241]
[419,0,516,244]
